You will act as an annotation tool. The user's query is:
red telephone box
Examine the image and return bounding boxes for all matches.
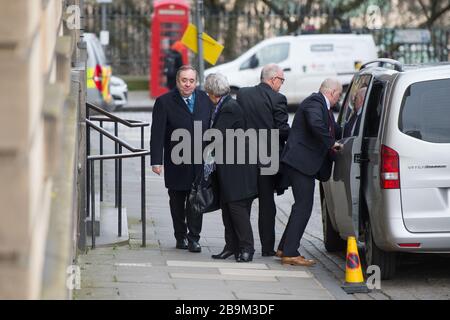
[150,0,189,98]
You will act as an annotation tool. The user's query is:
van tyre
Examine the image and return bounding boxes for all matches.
[322,196,346,252]
[364,218,396,280]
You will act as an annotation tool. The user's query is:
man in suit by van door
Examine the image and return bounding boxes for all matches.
[150,65,213,253]
[278,79,343,266]
[237,64,290,257]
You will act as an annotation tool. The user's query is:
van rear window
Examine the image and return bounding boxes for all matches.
[399,78,450,143]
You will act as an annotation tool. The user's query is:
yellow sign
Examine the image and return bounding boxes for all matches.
[181,23,224,65]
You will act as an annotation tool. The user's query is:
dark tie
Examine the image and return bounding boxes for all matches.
[327,109,337,158]
[328,110,335,139]
[186,98,194,113]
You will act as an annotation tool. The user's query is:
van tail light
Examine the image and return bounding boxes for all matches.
[93,64,103,92]
[380,144,400,189]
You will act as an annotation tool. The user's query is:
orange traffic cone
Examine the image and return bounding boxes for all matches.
[342,236,369,294]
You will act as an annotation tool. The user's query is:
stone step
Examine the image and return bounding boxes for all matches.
[87,201,129,248]
[86,192,101,237]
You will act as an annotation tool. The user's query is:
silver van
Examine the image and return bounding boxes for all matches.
[320,59,450,279]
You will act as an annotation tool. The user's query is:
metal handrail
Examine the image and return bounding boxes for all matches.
[87,102,149,128]
[86,119,142,152]
[86,102,149,206]
[86,102,149,250]
[88,150,150,161]
[89,116,150,128]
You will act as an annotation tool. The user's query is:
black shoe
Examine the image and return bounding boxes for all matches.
[236,251,253,262]
[212,249,238,260]
[176,238,188,250]
[262,250,276,257]
[188,241,202,253]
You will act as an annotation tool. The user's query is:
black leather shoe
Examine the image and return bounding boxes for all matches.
[188,241,202,253]
[262,250,276,257]
[212,249,238,260]
[236,251,253,262]
[176,238,188,250]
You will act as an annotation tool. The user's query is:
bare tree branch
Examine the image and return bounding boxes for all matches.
[260,0,300,33]
[417,0,450,28]
[430,1,450,23]
[417,0,432,20]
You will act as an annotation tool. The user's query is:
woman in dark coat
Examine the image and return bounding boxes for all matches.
[204,73,258,262]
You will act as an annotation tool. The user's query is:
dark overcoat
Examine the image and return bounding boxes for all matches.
[211,95,258,203]
[150,88,213,190]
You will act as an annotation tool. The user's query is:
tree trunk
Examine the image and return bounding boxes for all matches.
[223,0,248,60]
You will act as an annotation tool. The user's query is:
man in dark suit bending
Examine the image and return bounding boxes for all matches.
[278,78,343,266]
[150,65,213,253]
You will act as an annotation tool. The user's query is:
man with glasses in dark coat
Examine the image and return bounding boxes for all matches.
[237,64,290,257]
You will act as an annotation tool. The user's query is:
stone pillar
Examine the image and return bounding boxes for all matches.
[0,0,83,299]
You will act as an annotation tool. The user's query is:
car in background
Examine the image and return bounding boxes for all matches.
[110,76,128,108]
[205,34,378,108]
[84,33,115,112]
[320,58,450,279]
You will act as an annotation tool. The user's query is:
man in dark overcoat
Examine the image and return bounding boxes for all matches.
[150,65,213,252]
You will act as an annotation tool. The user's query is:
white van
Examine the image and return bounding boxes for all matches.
[205,34,378,104]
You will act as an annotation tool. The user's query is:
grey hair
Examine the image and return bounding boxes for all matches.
[319,78,342,94]
[260,64,282,82]
[176,65,198,81]
[204,73,230,97]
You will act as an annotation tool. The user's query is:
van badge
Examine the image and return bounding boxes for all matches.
[408,165,447,170]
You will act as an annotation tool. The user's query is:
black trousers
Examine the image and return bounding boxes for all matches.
[168,190,203,243]
[277,165,315,257]
[221,198,254,253]
[257,174,277,253]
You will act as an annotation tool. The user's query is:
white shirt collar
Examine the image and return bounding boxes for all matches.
[321,93,331,110]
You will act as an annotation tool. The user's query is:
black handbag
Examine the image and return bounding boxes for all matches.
[188,170,220,216]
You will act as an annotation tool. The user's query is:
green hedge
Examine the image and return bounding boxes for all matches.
[117,75,149,91]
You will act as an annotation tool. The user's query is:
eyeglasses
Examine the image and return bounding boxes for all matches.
[274,76,285,84]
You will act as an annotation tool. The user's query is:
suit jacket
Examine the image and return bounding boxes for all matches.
[237,83,290,193]
[281,92,337,180]
[237,83,290,162]
[212,95,258,203]
[164,49,183,89]
[150,88,213,191]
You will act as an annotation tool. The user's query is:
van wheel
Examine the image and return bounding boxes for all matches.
[364,218,396,280]
[322,196,346,252]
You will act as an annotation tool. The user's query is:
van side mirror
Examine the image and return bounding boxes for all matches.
[249,55,259,69]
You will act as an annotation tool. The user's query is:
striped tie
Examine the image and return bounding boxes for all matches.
[186,98,193,113]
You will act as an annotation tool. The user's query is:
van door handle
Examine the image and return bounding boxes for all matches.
[354,154,370,164]
[283,68,291,72]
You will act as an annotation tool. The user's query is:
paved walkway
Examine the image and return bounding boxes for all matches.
[118,91,154,112]
[74,112,338,300]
